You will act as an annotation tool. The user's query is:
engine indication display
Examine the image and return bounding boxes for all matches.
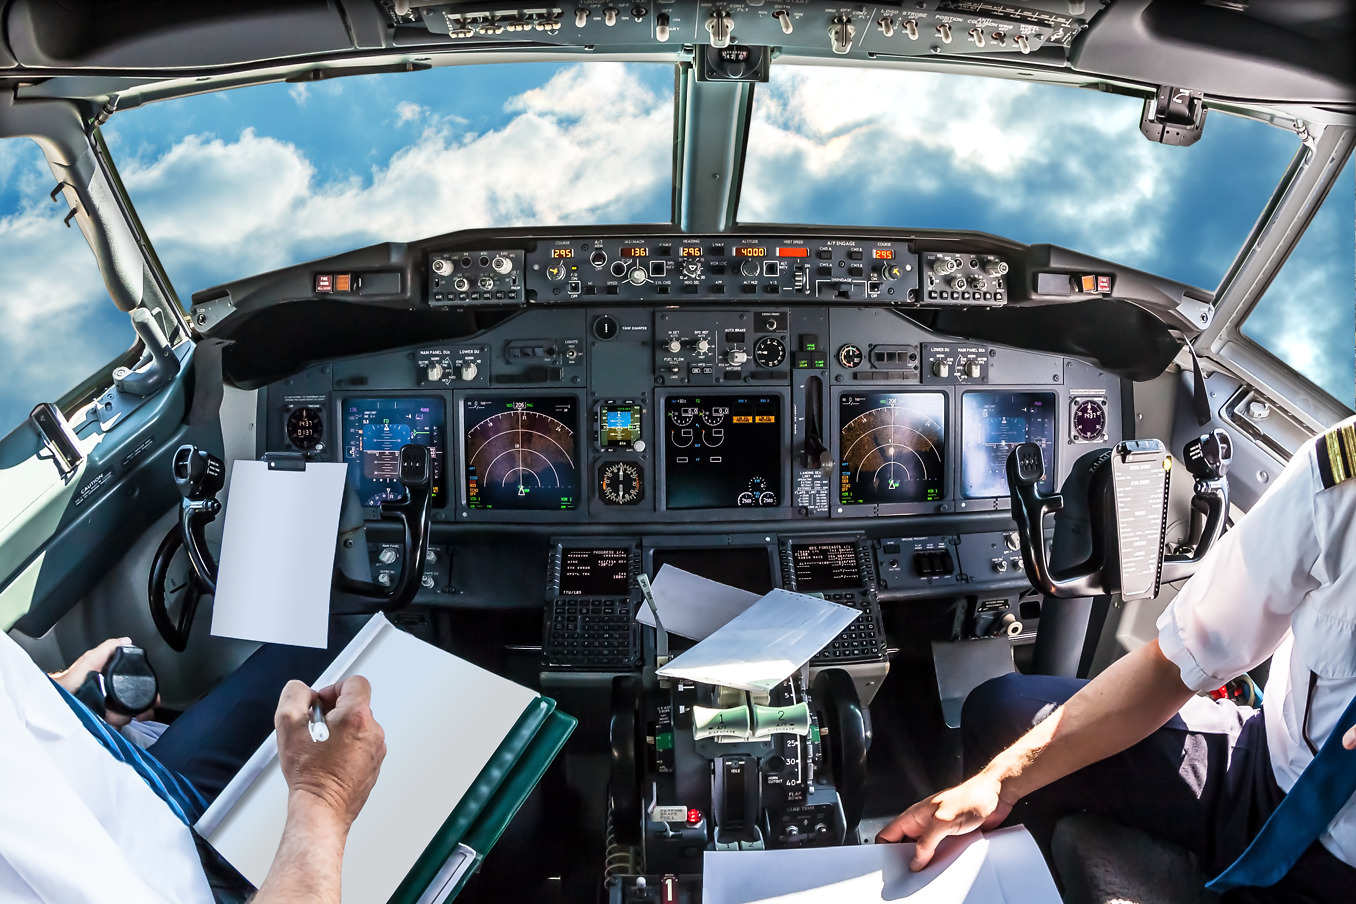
[664,395,781,510]
[342,397,445,507]
[464,397,578,510]
[961,391,1057,498]
[839,393,946,505]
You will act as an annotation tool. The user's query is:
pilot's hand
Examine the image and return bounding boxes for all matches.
[49,636,159,728]
[875,773,1013,871]
[275,676,386,834]
[1345,724,1356,750]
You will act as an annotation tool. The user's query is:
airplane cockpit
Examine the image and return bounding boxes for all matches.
[0,2,1352,902]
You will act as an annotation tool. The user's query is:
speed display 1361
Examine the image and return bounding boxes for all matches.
[839,392,946,505]
[464,397,579,510]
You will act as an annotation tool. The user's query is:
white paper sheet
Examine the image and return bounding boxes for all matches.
[200,615,541,904]
[210,460,348,648]
[636,565,762,640]
[702,827,1058,904]
[656,589,859,693]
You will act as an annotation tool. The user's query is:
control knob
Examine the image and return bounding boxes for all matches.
[681,260,701,278]
[377,572,393,587]
[695,338,711,354]
[666,338,683,354]
[740,259,760,278]
[425,363,445,382]
[992,558,1008,573]
[378,547,398,565]
[932,256,959,275]
[426,549,438,565]
[431,258,453,276]
[951,276,967,291]
[983,259,1009,277]
[491,255,512,274]
[420,573,436,589]
[477,276,495,290]
[726,348,749,366]
[964,359,982,379]
[453,276,470,292]
[932,359,951,378]
[459,361,479,381]
[629,267,647,286]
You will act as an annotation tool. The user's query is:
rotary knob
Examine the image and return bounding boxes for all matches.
[740,259,760,277]
[726,349,749,366]
[964,358,983,379]
[426,549,438,565]
[378,548,397,565]
[425,363,444,382]
[951,276,967,291]
[932,359,951,378]
[666,339,683,354]
[629,267,647,285]
[695,338,711,354]
[431,258,453,276]
[458,361,479,381]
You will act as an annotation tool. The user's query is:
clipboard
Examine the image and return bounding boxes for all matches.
[196,614,575,903]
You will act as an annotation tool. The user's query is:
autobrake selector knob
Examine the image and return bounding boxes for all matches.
[726,349,749,366]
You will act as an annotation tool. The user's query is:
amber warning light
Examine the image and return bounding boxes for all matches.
[777,247,809,258]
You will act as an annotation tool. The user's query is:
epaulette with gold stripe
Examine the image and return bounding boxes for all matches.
[1316,421,1356,489]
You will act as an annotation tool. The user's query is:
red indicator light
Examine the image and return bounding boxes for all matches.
[687,808,702,825]
[777,247,809,258]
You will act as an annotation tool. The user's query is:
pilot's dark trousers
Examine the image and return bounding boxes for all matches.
[963,673,1356,904]
[148,615,366,803]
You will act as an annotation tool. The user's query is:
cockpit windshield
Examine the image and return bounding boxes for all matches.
[740,66,1299,293]
[101,62,676,299]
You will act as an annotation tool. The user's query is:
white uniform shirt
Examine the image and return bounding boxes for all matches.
[1157,420,1356,866]
[0,630,213,903]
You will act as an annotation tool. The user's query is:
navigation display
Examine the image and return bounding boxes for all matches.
[558,548,631,597]
[791,543,863,592]
[664,395,781,509]
[464,396,579,510]
[342,397,445,507]
[839,392,946,505]
[962,391,1056,498]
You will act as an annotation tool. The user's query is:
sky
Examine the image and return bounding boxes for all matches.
[0,61,1351,434]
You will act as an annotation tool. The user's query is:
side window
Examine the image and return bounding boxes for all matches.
[0,137,134,436]
[1240,153,1356,409]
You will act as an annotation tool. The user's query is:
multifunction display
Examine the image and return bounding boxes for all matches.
[599,403,642,448]
[664,395,781,509]
[342,397,445,507]
[558,548,631,597]
[839,393,947,505]
[464,396,578,510]
[961,391,1057,498]
[790,542,863,592]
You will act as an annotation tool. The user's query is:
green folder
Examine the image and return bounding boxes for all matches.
[390,700,576,903]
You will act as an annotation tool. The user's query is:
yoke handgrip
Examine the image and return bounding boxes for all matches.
[1006,442,1112,599]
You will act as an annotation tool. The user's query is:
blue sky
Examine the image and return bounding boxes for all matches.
[0,61,1351,433]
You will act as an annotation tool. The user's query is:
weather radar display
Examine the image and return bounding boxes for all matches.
[838,393,946,505]
[464,397,579,510]
[342,397,445,507]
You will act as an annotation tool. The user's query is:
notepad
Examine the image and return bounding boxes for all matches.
[198,615,546,903]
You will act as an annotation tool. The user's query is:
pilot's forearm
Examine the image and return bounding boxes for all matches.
[980,638,1193,804]
[251,793,350,904]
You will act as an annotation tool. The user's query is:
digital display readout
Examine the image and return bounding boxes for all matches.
[343,397,445,508]
[680,246,703,257]
[791,542,863,592]
[464,396,578,511]
[621,247,648,258]
[599,403,642,448]
[777,247,809,258]
[551,248,573,259]
[873,249,894,260]
[665,395,781,510]
[735,247,766,258]
[961,391,1056,498]
[558,548,631,597]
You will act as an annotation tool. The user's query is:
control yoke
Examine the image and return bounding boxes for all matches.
[1005,429,1232,600]
[148,443,434,650]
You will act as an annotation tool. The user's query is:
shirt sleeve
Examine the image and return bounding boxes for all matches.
[1156,442,1324,693]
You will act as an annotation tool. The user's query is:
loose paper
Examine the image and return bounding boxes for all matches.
[656,589,859,693]
[199,615,540,904]
[636,565,761,640]
[210,460,348,648]
[702,827,1059,904]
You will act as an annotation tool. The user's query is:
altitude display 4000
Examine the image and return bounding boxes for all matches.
[464,397,578,510]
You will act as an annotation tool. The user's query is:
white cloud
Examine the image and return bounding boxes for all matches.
[288,83,310,106]
[116,63,671,290]
[395,101,425,124]
[741,67,1173,267]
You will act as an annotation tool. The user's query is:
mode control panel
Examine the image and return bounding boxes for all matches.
[429,249,524,305]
